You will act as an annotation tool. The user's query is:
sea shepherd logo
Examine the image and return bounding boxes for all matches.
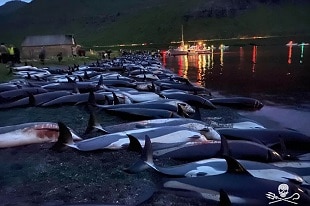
[266,184,300,204]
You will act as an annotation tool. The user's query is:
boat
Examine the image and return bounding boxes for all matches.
[188,43,211,55]
[166,26,212,56]
[166,26,188,56]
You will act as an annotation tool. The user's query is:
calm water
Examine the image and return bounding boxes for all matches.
[163,42,310,95]
[162,39,310,135]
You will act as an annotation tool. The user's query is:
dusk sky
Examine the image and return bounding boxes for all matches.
[0,0,32,6]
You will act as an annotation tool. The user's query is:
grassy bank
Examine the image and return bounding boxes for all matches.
[0,50,121,83]
[0,64,12,83]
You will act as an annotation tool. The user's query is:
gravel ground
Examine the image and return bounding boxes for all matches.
[0,106,243,206]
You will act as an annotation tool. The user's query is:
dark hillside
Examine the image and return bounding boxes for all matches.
[0,0,27,15]
[0,0,309,47]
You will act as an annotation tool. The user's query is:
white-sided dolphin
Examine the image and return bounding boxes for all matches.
[160,92,217,109]
[125,136,306,187]
[216,128,310,155]
[0,122,81,148]
[271,161,310,184]
[41,92,106,107]
[150,136,283,162]
[158,156,310,205]
[0,91,72,109]
[52,122,220,151]
[84,112,211,135]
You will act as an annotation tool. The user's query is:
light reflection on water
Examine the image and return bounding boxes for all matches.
[162,41,310,136]
[163,43,310,95]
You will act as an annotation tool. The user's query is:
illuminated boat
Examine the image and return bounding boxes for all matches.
[166,26,188,56]
[188,43,211,54]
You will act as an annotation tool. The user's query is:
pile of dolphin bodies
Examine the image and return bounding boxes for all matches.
[0,53,310,205]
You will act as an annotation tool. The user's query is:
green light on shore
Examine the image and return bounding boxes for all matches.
[300,44,304,64]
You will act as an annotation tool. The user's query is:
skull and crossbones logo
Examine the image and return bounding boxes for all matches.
[266,184,300,204]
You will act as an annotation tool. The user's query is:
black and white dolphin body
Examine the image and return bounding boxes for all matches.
[150,136,283,162]
[216,128,310,155]
[271,160,310,184]
[159,161,310,205]
[125,136,310,205]
[84,113,211,135]
[160,92,217,109]
[126,136,307,187]
[53,122,220,151]
[40,92,106,107]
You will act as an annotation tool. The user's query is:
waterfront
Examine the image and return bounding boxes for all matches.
[163,39,310,135]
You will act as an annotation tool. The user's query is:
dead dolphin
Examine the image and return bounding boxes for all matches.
[52,122,220,151]
[209,97,264,110]
[0,122,81,148]
[158,156,310,205]
[125,136,306,188]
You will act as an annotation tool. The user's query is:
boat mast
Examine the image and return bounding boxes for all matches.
[181,25,184,47]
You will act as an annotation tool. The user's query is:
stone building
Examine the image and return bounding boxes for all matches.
[21,34,76,59]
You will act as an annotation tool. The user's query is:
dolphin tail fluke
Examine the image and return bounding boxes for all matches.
[125,135,155,173]
[84,112,108,135]
[51,122,75,151]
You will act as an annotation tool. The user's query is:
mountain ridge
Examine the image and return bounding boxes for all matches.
[0,0,309,47]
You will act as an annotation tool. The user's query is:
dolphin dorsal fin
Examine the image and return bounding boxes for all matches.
[224,155,252,175]
[124,135,154,174]
[142,135,153,163]
[219,135,230,157]
[97,75,104,86]
[84,71,90,80]
[219,189,231,206]
[84,112,108,135]
[127,134,143,153]
[66,76,76,83]
[28,92,36,106]
[112,92,120,105]
[51,122,74,151]
[77,76,84,82]
[87,90,96,105]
